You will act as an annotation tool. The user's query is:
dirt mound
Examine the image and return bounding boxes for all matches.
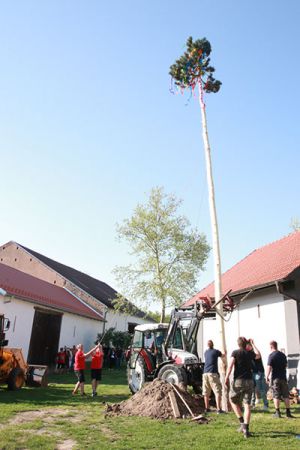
[106,379,204,420]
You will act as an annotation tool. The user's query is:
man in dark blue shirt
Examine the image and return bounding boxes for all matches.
[202,340,225,414]
[266,340,294,418]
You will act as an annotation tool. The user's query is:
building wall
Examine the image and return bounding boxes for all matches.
[0,294,102,361]
[105,309,149,333]
[0,295,34,359]
[198,287,289,375]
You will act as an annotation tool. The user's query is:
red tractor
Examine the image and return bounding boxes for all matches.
[127,291,239,394]
[127,302,208,394]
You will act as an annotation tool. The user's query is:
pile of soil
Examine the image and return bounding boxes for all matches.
[106,379,204,420]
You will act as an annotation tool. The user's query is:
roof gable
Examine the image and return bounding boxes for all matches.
[0,263,102,321]
[17,243,152,320]
[185,231,300,306]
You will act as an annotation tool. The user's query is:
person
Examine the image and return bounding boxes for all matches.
[70,345,77,370]
[64,346,70,372]
[225,337,261,439]
[265,340,294,418]
[109,347,116,369]
[246,342,268,410]
[115,347,123,370]
[72,343,98,396]
[91,344,104,397]
[56,347,66,374]
[202,340,225,414]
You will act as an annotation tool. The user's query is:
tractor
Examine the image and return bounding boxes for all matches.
[127,301,209,394]
[127,291,241,394]
[0,314,27,390]
[0,314,48,390]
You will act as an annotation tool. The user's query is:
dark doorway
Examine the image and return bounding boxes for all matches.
[27,308,62,366]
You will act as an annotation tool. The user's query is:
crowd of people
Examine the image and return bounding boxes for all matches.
[55,343,125,397]
[56,336,295,434]
[203,337,295,439]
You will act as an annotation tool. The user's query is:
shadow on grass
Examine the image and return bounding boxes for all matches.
[0,386,129,406]
[0,368,130,407]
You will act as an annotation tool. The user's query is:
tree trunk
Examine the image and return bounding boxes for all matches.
[198,80,228,411]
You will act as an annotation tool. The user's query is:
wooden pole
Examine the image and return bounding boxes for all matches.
[198,80,228,410]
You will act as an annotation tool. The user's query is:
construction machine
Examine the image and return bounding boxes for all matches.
[127,291,240,394]
[0,314,48,390]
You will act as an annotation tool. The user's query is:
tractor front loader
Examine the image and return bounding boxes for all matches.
[0,314,48,390]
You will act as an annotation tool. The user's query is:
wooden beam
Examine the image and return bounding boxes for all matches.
[168,391,181,418]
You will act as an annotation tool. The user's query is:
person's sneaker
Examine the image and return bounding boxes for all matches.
[217,409,225,414]
[273,410,281,418]
[242,424,251,439]
[243,429,251,439]
[263,405,268,411]
[72,391,77,395]
[237,424,244,433]
[286,410,295,419]
[80,392,87,396]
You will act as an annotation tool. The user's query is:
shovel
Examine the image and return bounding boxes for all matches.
[170,383,206,422]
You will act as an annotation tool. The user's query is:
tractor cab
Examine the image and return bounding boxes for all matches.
[127,319,201,394]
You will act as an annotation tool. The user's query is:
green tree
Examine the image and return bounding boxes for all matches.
[114,187,210,322]
[96,328,132,349]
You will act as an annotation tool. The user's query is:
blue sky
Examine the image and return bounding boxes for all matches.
[1,1,300,310]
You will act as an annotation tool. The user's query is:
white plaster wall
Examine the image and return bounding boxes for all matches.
[0,294,102,361]
[0,295,34,359]
[59,312,102,352]
[199,287,287,370]
[105,310,151,332]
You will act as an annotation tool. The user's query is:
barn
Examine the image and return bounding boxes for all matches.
[0,241,153,335]
[184,231,300,389]
[0,263,103,366]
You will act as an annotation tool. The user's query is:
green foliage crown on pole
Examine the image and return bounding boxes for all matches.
[169,36,221,93]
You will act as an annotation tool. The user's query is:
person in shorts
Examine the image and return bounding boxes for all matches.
[91,344,104,397]
[225,337,261,439]
[72,343,99,396]
[266,340,294,418]
[202,340,225,414]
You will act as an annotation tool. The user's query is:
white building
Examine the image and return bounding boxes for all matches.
[0,263,103,365]
[184,231,300,389]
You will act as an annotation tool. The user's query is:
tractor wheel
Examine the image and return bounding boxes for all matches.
[7,367,25,390]
[158,364,187,388]
[127,356,146,394]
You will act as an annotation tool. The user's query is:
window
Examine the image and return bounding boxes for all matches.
[173,329,183,349]
[132,331,143,348]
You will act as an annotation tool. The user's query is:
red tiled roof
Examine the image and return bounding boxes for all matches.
[184,231,300,307]
[0,263,103,321]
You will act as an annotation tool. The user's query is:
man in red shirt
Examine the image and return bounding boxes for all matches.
[91,344,104,397]
[56,347,66,374]
[72,343,99,396]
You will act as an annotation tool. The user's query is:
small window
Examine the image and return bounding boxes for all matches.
[132,331,143,348]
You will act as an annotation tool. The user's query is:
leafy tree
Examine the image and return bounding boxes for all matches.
[146,310,170,324]
[114,187,210,322]
[96,328,132,349]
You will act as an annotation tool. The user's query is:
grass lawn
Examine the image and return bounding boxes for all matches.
[0,369,299,449]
